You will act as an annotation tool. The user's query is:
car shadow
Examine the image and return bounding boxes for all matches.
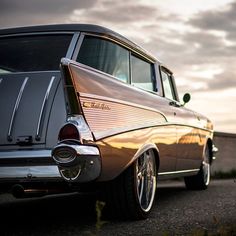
[0,181,189,234]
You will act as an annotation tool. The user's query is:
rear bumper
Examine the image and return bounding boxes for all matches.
[0,165,61,181]
[0,146,101,183]
[0,150,61,182]
[52,143,101,182]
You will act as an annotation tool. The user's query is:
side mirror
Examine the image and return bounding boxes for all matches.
[182,93,191,106]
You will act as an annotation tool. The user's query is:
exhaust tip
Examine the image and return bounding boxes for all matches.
[11,184,25,198]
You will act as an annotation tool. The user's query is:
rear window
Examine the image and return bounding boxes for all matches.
[0,34,72,73]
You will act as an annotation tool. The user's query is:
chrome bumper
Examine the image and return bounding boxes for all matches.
[52,143,101,182]
[0,150,61,181]
[0,146,101,183]
[0,165,61,180]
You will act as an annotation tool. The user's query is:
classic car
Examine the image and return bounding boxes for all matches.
[0,24,217,219]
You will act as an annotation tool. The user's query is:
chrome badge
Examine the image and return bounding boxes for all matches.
[83,101,111,110]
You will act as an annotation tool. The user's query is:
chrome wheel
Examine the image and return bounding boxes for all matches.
[184,143,211,190]
[136,149,157,212]
[202,145,210,186]
[101,148,157,219]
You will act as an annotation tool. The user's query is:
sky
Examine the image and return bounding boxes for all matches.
[1,0,236,133]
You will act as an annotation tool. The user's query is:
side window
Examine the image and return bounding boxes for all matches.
[131,54,155,91]
[161,70,176,100]
[77,36,129,83]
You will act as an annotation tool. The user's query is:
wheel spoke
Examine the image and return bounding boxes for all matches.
[138,176,144,202]
[136,150,157,212]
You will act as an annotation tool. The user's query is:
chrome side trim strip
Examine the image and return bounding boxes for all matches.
[0,166,61,179]
[158,169,200,176]
[36,76,55,140]
[0,150,51,159]
[79,92,212,133]
[7,77,29,141]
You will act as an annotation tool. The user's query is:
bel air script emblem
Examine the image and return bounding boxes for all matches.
[83,101,111,110]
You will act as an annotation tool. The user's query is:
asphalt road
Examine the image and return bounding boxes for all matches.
[0,179,235,236]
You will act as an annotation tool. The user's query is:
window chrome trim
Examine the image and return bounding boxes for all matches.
[75,32,156,64]
[72,34,85,61]
[66,32,80,59]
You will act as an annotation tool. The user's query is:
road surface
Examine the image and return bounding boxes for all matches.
[0,179,235,235]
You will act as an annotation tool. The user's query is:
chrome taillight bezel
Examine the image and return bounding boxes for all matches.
[52,144,77,164]
[58,115,94,143]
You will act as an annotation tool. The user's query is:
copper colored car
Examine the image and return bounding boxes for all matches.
[0,24,217,219]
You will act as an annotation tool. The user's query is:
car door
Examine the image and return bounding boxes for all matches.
[160,67,202,171]
[130,56,180,173]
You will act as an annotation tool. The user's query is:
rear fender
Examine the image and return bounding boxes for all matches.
[131,143,160,170]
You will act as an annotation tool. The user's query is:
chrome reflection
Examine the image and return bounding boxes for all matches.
[136,149,156,212]
[52,144,77,164]
[59,165,82,181]
[67,115,93,143]
[203,145,210,186]
[52,143,99,165]
[0,166,61,179]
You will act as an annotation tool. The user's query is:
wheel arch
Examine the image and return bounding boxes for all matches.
[131,143,160,173]
[206,138,213,164]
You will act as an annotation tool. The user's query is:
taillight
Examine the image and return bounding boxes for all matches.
[58,123,80,141]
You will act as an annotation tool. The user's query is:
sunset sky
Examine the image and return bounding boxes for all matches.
[1,0,236,133]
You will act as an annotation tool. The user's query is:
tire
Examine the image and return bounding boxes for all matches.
[101,149,157,220]
[184,144,211,190]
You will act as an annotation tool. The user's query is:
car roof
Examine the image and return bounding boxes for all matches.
[0,24,158,62]
[0,24,120,37]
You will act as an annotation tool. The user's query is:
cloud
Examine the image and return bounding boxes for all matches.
[0,0,235,132]
[0,0,95,14]
[73,3,157,23]
[133,3,236,94]
[209,69,236,90]
[189,1,236,40]
[69,0,175,33]
[0,0,96,27]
